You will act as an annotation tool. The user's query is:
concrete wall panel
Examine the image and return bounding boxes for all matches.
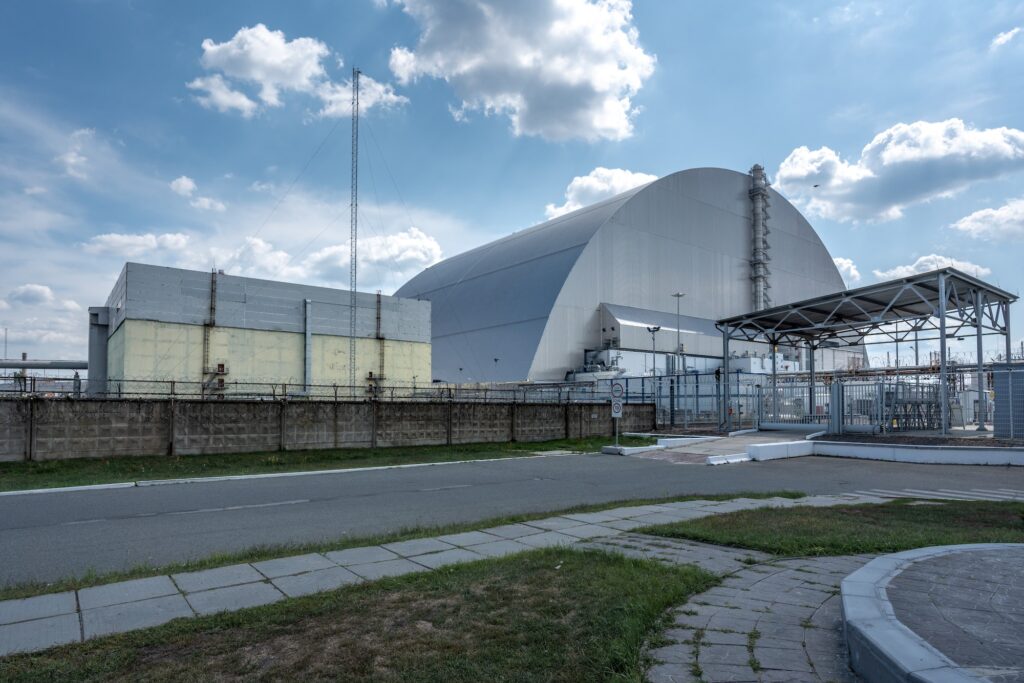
[0,399,654,461]
[31,400,170,460]
[0,401,29,462]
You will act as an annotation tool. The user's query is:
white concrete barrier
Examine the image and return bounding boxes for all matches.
[740,439,1024,466]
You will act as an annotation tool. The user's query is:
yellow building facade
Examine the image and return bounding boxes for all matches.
[90,263,432,396]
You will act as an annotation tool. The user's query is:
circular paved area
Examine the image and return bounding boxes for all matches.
[888,547,1024,682]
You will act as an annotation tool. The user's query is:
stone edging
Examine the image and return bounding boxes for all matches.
[840,543,1024,683]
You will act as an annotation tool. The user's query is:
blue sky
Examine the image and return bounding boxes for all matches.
[1,0,1023,365]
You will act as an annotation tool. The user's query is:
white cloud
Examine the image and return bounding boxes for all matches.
[991,27,1020,51]
[189,196,226,212]
[168,175,225,211]
[55,128,94,179]
[23,186,46,195]
[169,176,197,197]
[388,0,656,141]
[5,283,80,311]
[0,300,8,310]
[775,119,1024,222]
[316,75,408,117]
[950,197,1024,240]
[305,226,443,290]
[187,75,259,118]
[200,24,329,106]
[83,232,191,258]
[832,257,861,286]
[210,227,443,295]
[189,24,405,119]
[545,167,657,218]
[872,254,991,280]
[7,283,56,306]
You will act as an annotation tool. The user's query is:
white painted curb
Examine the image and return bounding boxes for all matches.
[706,453,751,465]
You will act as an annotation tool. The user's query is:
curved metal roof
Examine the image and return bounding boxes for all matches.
[395,186,648,381]
[397,167,846,382]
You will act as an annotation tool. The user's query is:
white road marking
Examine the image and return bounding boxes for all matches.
[167,499,310,516]
[418,484,473,492]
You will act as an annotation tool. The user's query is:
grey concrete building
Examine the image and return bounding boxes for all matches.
[87,263,431,395]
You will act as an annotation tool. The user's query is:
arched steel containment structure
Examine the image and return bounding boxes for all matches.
[396,168,847,382]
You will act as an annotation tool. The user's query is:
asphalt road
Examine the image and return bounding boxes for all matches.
[3,454,1023,586]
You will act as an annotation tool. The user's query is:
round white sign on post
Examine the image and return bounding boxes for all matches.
[611,382,624,399]
[611,399,624,419]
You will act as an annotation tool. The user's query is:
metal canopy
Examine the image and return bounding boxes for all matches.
[715,267,1017,435]
[716,267,1016,348]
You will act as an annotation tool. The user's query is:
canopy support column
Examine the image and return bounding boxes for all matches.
[938,274,949,435]
[976,291,987,431]
[722,327,731,431]
[808,341,816,425]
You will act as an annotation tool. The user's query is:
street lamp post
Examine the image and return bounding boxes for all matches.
[671,292,686,374]
[646,326,661,377]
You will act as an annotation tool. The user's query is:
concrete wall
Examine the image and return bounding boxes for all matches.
[111,319,431,389]
[0,398,655,461]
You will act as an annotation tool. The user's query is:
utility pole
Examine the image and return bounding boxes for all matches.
[349,68,360,396]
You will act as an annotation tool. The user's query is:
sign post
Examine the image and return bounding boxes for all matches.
[611,381,624,446]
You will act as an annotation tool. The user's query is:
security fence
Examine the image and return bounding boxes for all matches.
[4,366,1022,438]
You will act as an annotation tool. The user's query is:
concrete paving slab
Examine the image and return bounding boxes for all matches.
[478,523,544,539]
[562,511,623,524]
[0,613,80,656]
[628,512,695,526]
[469,539,532,558]
[409,548,483,569]
[596,518,648,531]
[436,530,503,547]
[521,517,584,531]
[185,582,283,616]
[514,531,578,548]
[271,566,363,598]
[325,545,399,566]
[0,591,77,626]
[78,575,179,610]
[382,537,454,557]
[558,524,618,539]
[347,558,428,580]
[172,563,265,594]
[82,594,193,639]
[251,553,336,579]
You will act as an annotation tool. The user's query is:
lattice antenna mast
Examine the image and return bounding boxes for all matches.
[349,68,360,395]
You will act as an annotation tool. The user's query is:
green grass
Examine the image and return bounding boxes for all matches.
[0,435,655,493]
[0,490,803,603]
[644,499,1024,556]
[0,549,718,682]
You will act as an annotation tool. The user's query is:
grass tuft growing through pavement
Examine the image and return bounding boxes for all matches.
[643,499,1024,556]
[0,549,717,682]
[0,436,655,493]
